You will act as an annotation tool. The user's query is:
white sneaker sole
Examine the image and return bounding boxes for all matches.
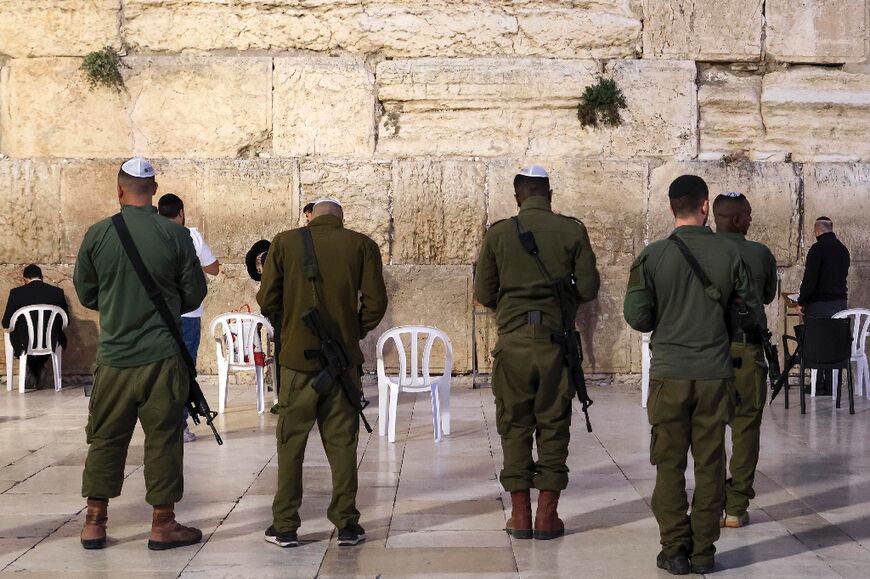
[338,533,366,546]
[265,534,299,548]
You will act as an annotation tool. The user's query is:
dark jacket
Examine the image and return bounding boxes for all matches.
[798,232,850,306]
[2,280,70,355]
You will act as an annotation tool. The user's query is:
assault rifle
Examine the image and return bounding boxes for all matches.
[184,368,224,445]
[302,307,373,433]
[759,328,782,388]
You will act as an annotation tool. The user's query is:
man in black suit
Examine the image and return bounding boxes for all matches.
[2,264,70,389]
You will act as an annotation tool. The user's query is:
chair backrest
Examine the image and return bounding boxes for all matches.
[9,305,69,355]
[832,308,870,358]
[802,317,851,367]
[376,326,452,389]
[209,313,273,367]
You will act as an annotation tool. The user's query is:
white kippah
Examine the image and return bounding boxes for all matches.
[723,191,744,198]
[313,197,342,208]
[121,157,155,178]
[517,165,549,179]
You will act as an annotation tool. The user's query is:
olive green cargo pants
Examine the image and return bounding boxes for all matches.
[82,354,188,505]
[725,342,767,517]
[272,367,361,533]
[492,327,573,492]
[647,378,735,567]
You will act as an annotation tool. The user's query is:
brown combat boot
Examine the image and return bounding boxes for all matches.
[505,490,533,539]
[148,504,203,550]
[80,498,108,549]
[534,490,565,540]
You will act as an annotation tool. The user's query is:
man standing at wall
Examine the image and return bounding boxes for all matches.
[74,158,207,551]
[257,198,387,548]
[157,193,221,443]
[713,192,777,529]
[623,175,761,575]
[474,166,600,542]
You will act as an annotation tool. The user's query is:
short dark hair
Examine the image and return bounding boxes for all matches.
[158,193,185,219]
[23,264,42,280]
[117,168,157,197]
[815,216,833,233]
[513,175,551,199]
[303,202,315,214]
[669,175,709,217]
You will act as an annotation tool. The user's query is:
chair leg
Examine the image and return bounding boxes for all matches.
[430,385,442,443]
[218,364,228,414]
[835,369,842,409]
[271,361,279,405]
[388,385,400,444]
[784,366,790,409]
[5,344,12,392]
[378,379,388,437]
[255,365,265,414]
[847,362,855,415]
[18,354,27,394]
[52,349,62,391]
[810,368,817,397]
[440,380,451,436]
[799,360,806,415]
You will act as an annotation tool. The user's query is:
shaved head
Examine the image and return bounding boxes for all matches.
[311,201,343,220]
[117,168,157,208]
[815,216,833,236]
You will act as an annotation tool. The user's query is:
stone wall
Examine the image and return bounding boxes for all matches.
[1,0,869,377]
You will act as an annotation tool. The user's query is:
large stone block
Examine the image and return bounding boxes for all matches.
[299,160,391,260]
[392,160,487,265]
[0,160,62,264]
[648,161,802,265]
[803,164,870,264]
[0,0,120,58]
[698,67,766,160]
[123,0,640,58]
[487,159,648,268]
[761,68,870,162]
[643,0,764,61]
[361,265,473,373]
[766,0,867,64]
[201,160,298,263]
[376,59,696,159]
[0,58,132,158]
[273,58,375,157]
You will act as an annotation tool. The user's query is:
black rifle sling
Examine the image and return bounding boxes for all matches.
[667,234,717,297]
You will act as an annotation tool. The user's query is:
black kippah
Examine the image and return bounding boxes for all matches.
[669,175,708,199]
[245,239,271,281]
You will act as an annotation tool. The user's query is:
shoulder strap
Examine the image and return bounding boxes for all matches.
[513,217,554,283]
[301,226,320,281]
[110,213,197,377]
[667,233,722,303]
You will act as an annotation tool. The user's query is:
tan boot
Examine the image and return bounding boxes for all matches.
[80,498,108,550]
[534,490,565,540]
[148,504,203,550]
[505,490,533,539]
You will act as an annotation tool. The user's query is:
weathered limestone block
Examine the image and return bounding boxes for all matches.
[0,0,120,58]
[273,58,375,157]
[123,0,640,58]
[0,58,132,158]
[698,67,765,160]
[487,159,648,268]
[766,0,867,64]
[202,160,298,263]
[642,0,764,61]
[648,161,801,265]
[376,59,696,159]
[392,160,487,265]
[0,160,61,264]
[126,56,272,158]
[299,160,391,260]
[803,164,870,263]
[360,265,472,373]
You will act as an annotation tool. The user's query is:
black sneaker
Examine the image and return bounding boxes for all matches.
[691,559,715,574]
[656,551,690,575]
[264,525,299,548]
[337,524,366,546]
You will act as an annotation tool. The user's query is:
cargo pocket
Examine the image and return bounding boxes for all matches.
[649,426,660,465]
[755,360,768,409]
[85,364,102,444]
[276,414,287,445]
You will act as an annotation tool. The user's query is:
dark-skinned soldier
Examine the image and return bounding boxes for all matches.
[74,157,207,550]
[623,175,762,575]
[474,165,600,541]
[257,198,387,548]
[713,192,777,528]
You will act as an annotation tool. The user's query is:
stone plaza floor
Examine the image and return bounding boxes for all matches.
[1,377,869,578]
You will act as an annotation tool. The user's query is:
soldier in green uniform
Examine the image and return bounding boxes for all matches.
[474,166,600,541]
[623,175,761,575]
[713,192,777,528]
[74,158,208,550]
[257,198,387,548]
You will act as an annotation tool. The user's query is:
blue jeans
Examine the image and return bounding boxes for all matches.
[181,317,201,424]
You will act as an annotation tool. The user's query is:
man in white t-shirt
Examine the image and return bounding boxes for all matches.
[158,194,220,442]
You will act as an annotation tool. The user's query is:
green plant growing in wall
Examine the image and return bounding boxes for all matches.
[80,47,126,91]
[577,78,627,128]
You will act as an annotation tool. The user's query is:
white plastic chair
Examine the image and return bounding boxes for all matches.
[209,313,277,414]
[810,309,870,399]
[377,326,452,443]
[4,305,68,393]
[641,332,652,408]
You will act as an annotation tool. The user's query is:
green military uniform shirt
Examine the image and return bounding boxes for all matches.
[73,204,207,367]
[474,196,600,332]
[719,232,777,329]
[257,214,388,372]
[623,225,762,380]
